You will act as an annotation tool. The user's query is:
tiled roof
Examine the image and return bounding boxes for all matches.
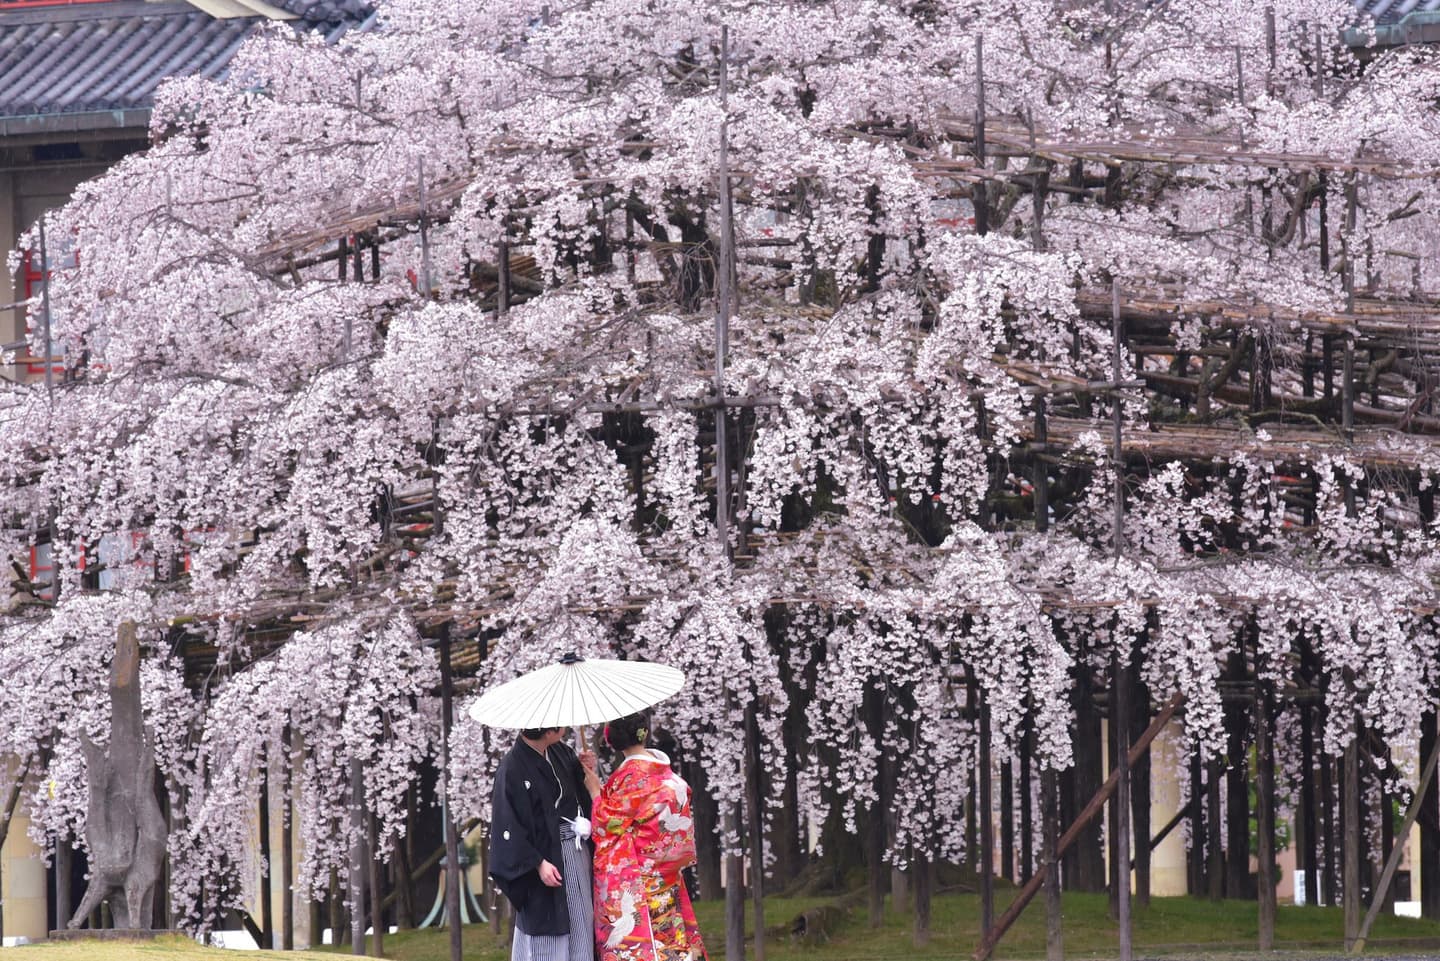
[0,0,373,131]
[273,0,373,19]
[1355,0,1440,23]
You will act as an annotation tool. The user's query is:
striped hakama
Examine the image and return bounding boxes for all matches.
[511,822,594,961]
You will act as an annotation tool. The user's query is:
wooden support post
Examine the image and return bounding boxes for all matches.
[1042,769,1063,961]
[746,705,766,961]
[715,26,746,961]
[1020,730,1035,883]
[437,626,463,961]
[1323,737,1338,907]
[1033,404,1049,533]
[498,233,511,315]
[1424,711,1440,919]
[1343,337,1355,437]
[260,762,274,949]
[1001,760,1015,884]
[1114,650,1133,961]
[1207,757,1224,901]
[1344,732,1361,951]
[913,847,933,946]
[55,840,72,932]
[417,160,433,298]
[368,806,384,958]
[1352,732,1440,952]
[980,697,995,935]
[1301,704,1319,906]
[1225,655,1250,900]
[1111,280,1124,557]
[1187,750,1204,896]
[329,870,344,948]
[724,802,744,961]
[1131,669,1151,909]
[865,689,886,928]
[1255,686,1276,950]
[283,729,295,950]
[1303,333,1315,398]
[1342,175,1357,437]
[972,693,1184,961]
[973,34,987,238]
[349,760,367,956]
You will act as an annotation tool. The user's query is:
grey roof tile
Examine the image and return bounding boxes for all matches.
[1356,0,1440,23]
[0,0,371,124]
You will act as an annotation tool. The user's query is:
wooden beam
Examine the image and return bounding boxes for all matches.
[972,692,1185,961]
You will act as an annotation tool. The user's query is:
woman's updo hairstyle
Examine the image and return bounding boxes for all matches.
[604,712,650,751]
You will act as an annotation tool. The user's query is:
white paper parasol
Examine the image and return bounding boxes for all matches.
[467,652,686,729]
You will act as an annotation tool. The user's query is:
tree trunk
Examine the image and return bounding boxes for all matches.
[69,620,168,931]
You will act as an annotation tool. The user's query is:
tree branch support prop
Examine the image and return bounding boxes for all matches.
[1350,726,1440,953]
[972,692,1184,961]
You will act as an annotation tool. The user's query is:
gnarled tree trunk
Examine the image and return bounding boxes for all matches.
[68,620,168,930]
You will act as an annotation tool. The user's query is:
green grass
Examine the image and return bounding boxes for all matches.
[17,894,1440,959]
[9,933,332,959]
[318,891,1440,960]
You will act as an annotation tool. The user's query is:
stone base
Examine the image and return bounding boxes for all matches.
[48,928,187,942]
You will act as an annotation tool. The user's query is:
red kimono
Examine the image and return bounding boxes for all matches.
[592,750,709,961]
